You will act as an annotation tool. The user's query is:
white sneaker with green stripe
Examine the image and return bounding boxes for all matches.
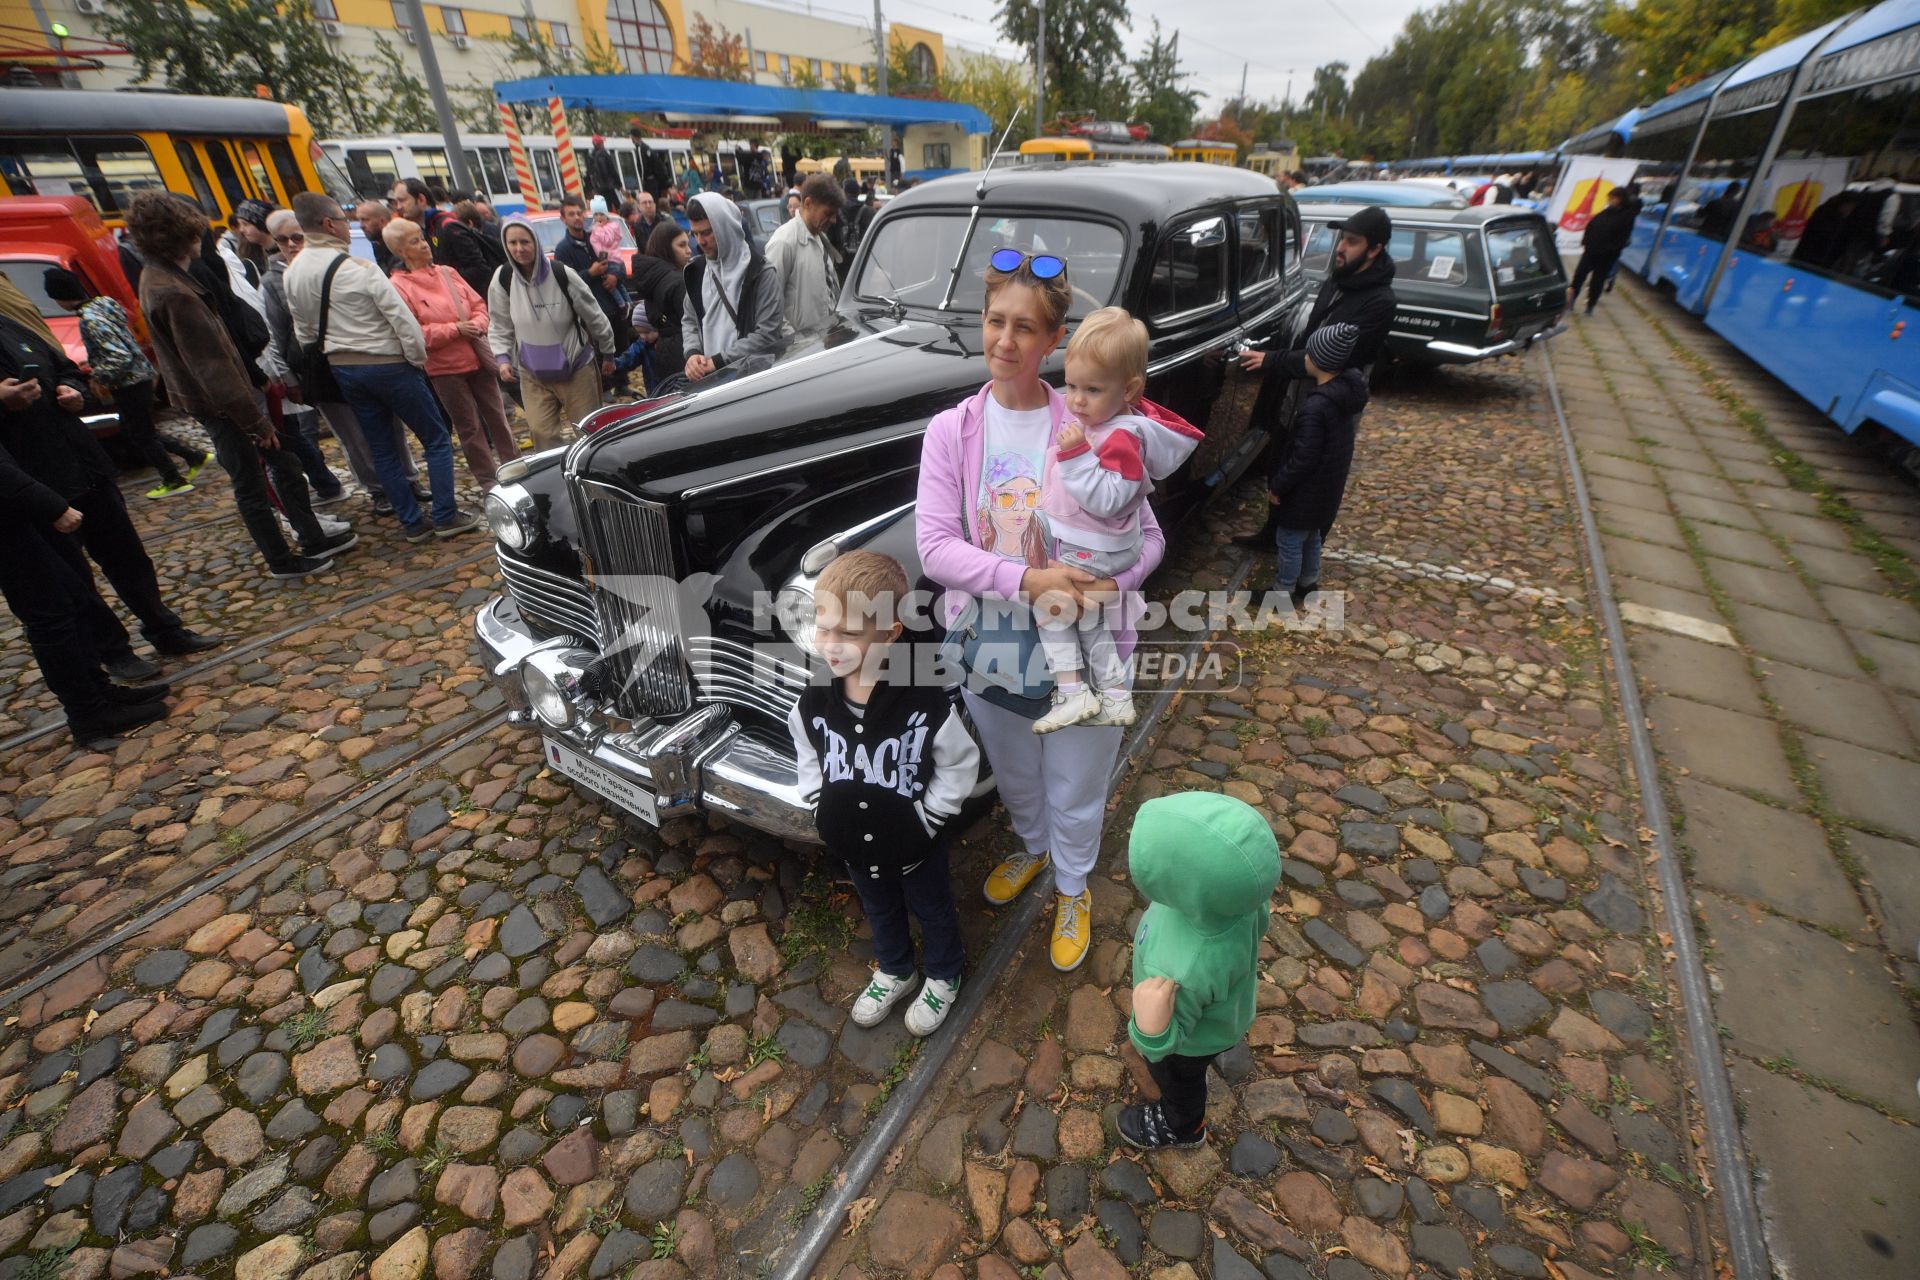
[905,975,961,1037]
[850,969,916,1028]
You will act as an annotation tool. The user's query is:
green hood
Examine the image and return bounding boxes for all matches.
[1129,792,1281,932]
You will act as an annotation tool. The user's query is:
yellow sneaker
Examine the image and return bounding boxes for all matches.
[982,849,1048,906]
[1050,889,1092,972]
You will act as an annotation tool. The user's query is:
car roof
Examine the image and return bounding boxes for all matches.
[1295,201,1551,228]
[1295,181,1467,208]
[886,161,1286,223]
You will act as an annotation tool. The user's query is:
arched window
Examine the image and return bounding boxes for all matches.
[907,42,936,86]
[607,0,673,74]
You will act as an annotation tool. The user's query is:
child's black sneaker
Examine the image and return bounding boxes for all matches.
[1117,1101,1207,1150]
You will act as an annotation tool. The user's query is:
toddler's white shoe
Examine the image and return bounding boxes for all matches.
[1087,690,1137,726]
[904,975,961,1036]
[850,969,916,1027]
[1033,686,1099,734]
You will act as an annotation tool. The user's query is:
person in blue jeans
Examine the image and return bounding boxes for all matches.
[1268,323,1368,609]
[284,193,477,542]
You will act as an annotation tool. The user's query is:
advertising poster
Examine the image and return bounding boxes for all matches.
[1760,157,1854,257]
[1547,156,1643,254]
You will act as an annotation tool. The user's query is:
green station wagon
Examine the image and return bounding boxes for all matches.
[1299,203,1571,365]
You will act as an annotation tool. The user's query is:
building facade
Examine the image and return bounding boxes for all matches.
[2,0,954,105]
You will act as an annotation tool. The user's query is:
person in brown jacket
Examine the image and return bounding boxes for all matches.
[126,193,355,580]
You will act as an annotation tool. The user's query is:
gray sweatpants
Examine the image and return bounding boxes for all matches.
[1038,540,1138,693]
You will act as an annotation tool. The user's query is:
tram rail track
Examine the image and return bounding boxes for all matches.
[0,705,511,1008]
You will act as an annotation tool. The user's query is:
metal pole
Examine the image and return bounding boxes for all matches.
[873,0,892,181]
[1239,61,1247,104]
[1034,0,1046,133]
[403,0,472,195]
[1697,12,1859,313]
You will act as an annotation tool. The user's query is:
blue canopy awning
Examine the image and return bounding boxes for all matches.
[495,75,991,134]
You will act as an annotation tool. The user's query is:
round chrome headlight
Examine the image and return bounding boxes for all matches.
[773,583,821,657]
[485,487,530,551]
[521,662,571,728]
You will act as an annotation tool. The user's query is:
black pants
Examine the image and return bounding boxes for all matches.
[111,380,200,487]
[1571,248,1621,311]
[69,481,183,649]
[1148,1051,1217,1135]
[205,415,325,568]
[845,843,964,982]
[0,522,119,720]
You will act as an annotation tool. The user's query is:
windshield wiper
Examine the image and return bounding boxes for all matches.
[937,107,1025,311]
[860,255,909,320]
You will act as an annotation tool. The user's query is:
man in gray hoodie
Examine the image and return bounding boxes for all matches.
[681,193,787,384]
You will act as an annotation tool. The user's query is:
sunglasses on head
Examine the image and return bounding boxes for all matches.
[989,248,1065,280]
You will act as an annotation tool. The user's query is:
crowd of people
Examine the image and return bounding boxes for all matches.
[0,162,891,749]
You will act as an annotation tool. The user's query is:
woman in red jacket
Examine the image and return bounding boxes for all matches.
[385,218,518,489]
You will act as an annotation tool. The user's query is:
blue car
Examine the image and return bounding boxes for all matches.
[1293,180,1469,210]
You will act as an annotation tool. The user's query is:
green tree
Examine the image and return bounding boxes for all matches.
[940,51,1036,145]
[996,0,1133,123]
[1303,62,1349,121]
[1129,20,1199,143]
[99,0,373,135]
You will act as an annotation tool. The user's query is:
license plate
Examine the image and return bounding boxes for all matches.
[543,738,659,824]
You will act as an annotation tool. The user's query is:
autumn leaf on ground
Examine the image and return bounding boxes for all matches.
[843,1197,877,1236]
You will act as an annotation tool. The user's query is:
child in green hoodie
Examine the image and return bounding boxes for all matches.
[1120,791,1282,1149]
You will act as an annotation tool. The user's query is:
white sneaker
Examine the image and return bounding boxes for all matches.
[317,513,352,537]
[1033,685,1099,734]
[1086,690,1137,727]
[904,975,960,1036]
[850,969,916,1027]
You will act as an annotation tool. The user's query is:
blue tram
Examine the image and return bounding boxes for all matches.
[1562,0,1920,450]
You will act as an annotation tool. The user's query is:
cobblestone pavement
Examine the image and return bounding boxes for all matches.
[1557,281,1920,1280]
[0,308,1905,1280]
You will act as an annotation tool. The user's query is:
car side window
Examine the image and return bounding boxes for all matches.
[1235,205,1282,296]
[1301,221,1334,274]
[1150,214,1229,322]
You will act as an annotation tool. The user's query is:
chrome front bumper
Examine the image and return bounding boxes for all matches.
[1425,318,1569,363]
[475,593,820,843]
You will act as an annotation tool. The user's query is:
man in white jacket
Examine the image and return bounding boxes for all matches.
[285,193,476,542]
[764,173,845,344]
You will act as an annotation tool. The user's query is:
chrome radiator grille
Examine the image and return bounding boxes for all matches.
[497,550,600,644]
[690,637,811,724]
[578,482,693,717]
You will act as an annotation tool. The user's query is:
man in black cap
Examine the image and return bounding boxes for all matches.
[1234,204,1397,550]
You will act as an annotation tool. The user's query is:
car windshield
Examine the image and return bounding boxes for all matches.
[0,262,67,318]
[852,212,1125,317]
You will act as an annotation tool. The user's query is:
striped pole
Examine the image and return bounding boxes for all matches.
[498,101,541,212]
[548,96,584,199]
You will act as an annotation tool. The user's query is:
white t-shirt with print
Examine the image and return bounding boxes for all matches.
[975,395,1053,564]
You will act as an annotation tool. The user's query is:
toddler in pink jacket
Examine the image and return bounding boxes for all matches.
[1035,307,1202,733]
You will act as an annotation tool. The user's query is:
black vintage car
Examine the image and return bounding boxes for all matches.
[1298,201,1570,365]
[475,163,1309,841]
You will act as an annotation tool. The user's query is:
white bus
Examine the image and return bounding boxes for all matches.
[320,133,694,213]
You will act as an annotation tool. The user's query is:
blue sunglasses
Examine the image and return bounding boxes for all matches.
[989,248,1066,280]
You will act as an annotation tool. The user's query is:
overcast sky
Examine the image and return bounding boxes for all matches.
[880,0,1432,106]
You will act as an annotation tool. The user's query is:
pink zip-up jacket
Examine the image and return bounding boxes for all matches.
[917,381,1164,659]
[389,264,490,377]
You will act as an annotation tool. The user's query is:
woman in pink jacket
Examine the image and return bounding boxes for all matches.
[916,253,1163,974]
[385,218,519,489]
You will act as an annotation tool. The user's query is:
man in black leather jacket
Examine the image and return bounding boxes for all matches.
[1233,205,1397,548]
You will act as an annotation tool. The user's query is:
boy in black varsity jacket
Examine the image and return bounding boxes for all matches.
[787,550,981,1036]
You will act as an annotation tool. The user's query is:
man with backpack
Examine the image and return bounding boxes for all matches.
[681,193,786,384]
[388,178,503,297]
[285,194,476,542]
